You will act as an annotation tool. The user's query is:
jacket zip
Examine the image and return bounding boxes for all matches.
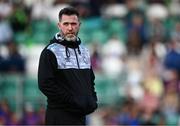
[74,48,80,68]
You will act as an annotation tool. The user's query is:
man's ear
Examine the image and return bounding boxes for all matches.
[57,22,61,29]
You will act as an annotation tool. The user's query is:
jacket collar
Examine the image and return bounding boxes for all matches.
[50,32,81,48]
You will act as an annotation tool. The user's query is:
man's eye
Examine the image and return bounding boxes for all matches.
[63,23,68,26]
[63,22,77,26]
[71,23,77,26]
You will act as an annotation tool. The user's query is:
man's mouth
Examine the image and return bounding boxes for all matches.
[67,33,75,37]
[67,32,74,35]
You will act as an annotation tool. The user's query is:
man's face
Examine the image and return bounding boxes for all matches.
[58,14,80,41]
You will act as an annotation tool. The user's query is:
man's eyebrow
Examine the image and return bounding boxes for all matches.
[62,21,78,24]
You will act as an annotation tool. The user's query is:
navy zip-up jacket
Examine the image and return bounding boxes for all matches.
[38,33,97,115]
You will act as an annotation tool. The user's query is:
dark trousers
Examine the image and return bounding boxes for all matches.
[45,108,86,125]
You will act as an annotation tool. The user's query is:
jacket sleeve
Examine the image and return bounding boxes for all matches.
[38,49,73,103]
[90,67,98,102]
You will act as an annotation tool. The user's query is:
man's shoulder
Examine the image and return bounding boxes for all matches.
[79,44,89,51]
[47,43,59,50]
[43,43,64,52]
[40,43,60,55]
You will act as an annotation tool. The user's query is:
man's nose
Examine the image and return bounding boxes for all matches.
[67,24,73,30]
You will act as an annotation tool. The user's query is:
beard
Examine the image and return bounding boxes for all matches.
[64,34,77,42]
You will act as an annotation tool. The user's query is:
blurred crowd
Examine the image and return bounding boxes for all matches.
[0,0,180,125]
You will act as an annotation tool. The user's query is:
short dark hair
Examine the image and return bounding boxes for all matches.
[58,6,79,21]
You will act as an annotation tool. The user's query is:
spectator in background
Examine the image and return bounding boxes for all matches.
[70,0,101,18]
[125,0,145,26]
[3,41,26,74]
[171,21,180,43]
[162,69,180,97]
[125,12,147,55]
[90,43,102,73]
[70,0,91,18]
[141,38,167,78]
[160,70,179,125]
[162,38,180,124]
[9,1,31,32]
[164,39,180,74]
[147,18,168,42]
[126,29,143,55]
[116,98,141,126]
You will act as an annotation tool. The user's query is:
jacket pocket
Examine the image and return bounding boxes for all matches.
[73,95,97,115]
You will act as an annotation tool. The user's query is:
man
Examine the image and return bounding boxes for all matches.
[38,7,98,125]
